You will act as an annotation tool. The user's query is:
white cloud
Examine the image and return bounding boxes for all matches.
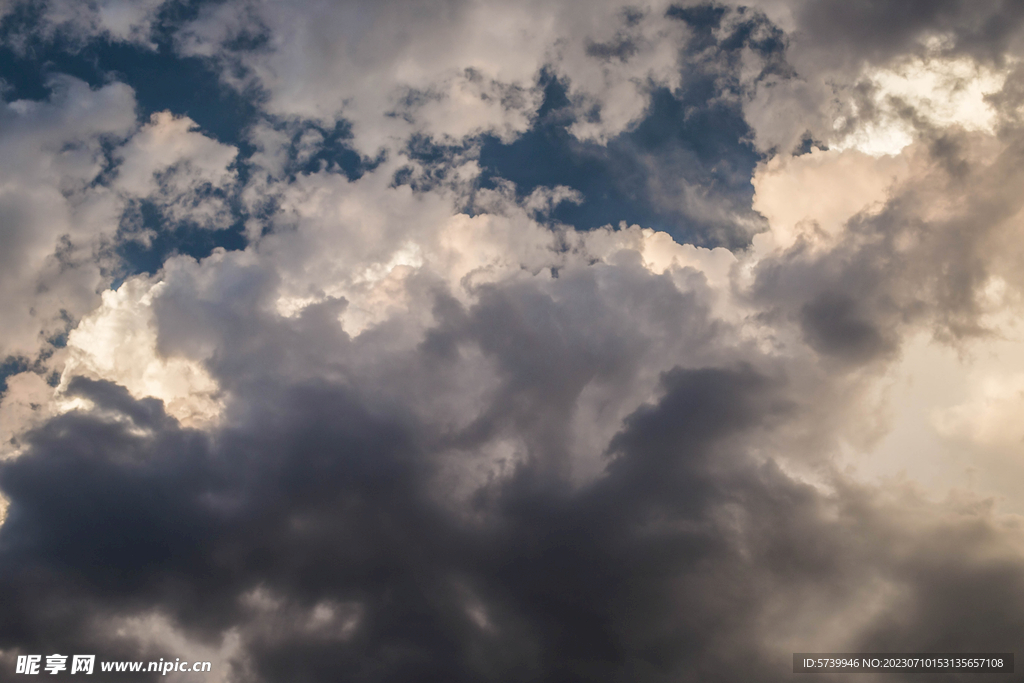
[60,277,224,428]
[174,0,688,154]
[0,82,246,451]
[9,0,168,49]
[114,111,239,231]
[0,76,136,360]
[832,55,1009,157]
[751,147,911,250]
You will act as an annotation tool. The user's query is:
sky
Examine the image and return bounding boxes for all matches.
[1,1,1024,681]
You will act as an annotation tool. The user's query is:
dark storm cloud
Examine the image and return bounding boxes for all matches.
[5,2,1024,682]
[5,361,1024,682]
[1,360,786,682]
[4,257,1024,682]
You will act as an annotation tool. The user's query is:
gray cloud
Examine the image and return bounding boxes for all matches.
[794,0,1024,66]
[4,3,1024,682]
[4,350,1024,681]
[746,120,1024,372]
[5,235,1024,680]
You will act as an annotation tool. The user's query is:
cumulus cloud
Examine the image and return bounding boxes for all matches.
[173,0,694,154]
[0,75,136,362]
[114,111,239,233]
[4,334,1024,681]
[4,1,1024,681]
[0,78,243,458]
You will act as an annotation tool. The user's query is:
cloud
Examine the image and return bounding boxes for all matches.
[744,122,1024,373]
[59,276,224,428]
[728,0,1024,155]
[114,111,239,233]
[2,0,168,49]
[4,2,1024,681]
[791,0,1024,66]
[0,77,241,452]
[173,0,693,154]
[0,75,136,362]
[4,351,1024,681]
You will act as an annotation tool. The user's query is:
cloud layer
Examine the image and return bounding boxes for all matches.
[3,1,1024,681]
